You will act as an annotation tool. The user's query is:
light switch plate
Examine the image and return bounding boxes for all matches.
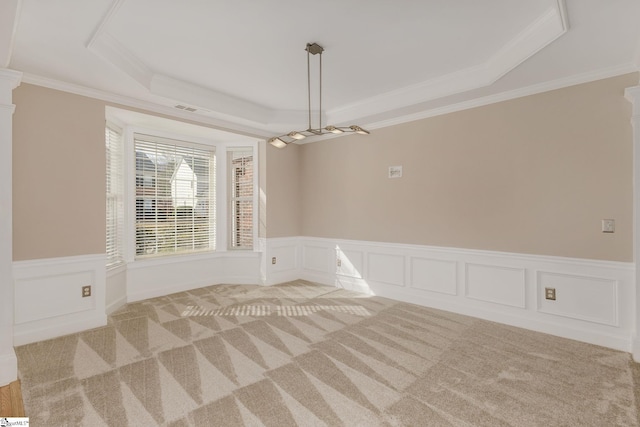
[389,166,402,178]
[602,219,615,233]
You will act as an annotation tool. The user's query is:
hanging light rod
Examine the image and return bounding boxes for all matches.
[268,43,370,149]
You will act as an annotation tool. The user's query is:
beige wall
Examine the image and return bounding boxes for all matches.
[12,73,637,262]
[265,143,301,237]
[300,73,637,262]
[12,84,292,259]
[13,84,106,260]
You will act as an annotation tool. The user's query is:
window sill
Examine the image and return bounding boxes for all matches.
[128,250,262,269]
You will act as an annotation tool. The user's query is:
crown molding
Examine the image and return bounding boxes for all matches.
[84,0,571,131]
[365,63,638,132]
[327,2,568,125]
[86,0,152,87]
[149,74,276,125]
[86,0,126,46]
[85,0,302,129]
[88,32,153,89]
[20,73,271,138]
[19,61,637,146]
[0,68,22,88]
[88,31,303,128]
[0,68,22,103]
[485,2,567,81]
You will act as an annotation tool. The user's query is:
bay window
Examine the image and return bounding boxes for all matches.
[106,122,257,266]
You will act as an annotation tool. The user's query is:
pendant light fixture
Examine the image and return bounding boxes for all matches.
[268,43,370,148]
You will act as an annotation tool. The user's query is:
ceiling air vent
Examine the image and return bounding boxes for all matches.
[174,105,198,112]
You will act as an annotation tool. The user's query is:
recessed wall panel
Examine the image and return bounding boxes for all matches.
[367,253,405,287]
[537,272,618,326]
[466,263,526,308]
[271,245,297,272]
[15,271,95,324]
[336,248,364,278]
[302,245,330,273]
[410,257,457,295]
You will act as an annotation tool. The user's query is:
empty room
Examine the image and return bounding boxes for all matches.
[1,0,640,425]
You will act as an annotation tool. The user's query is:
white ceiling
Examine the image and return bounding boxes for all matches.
[3,0,640,139]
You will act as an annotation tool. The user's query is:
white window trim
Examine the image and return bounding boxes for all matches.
[106,121,125,270]
[227,146,257,251]
[122,125,259,264]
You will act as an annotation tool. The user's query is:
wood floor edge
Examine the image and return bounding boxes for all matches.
[0,380,25,417]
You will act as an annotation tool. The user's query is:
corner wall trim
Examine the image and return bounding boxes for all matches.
[625,84,640,364]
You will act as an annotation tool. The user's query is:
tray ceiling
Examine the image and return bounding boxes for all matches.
[3,0,640,138]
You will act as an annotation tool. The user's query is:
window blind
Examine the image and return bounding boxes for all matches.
[228,148,253,249]
[106,124,124,268]
[134,135,216,258]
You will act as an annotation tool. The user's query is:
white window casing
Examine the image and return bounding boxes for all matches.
[107,117,259,265]
[228,147,254,250]
[133,134,216,259]
[106,123,124,268]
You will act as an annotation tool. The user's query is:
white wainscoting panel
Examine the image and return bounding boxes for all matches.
[13,254,107,345]
[265,236,636,353]
[271,245,298,273]
[337,248,364,279]
[466,263,526,308]
[537,272,618,326]
[265,238,300,285]
[106,265,127,314]
[302,245,331,274]
[410,257,457,295]
[16,270,95,323]
[127,252,261,302]
[367,253,405,287]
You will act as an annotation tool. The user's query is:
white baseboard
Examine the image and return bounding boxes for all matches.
[633,337,640,363]
[0,349,17,386]
[369,283,631,352]
[267,236,636,353]
[13,254,107,345]
[106,295,127,315]
[264,239,301,286]
[106,265,127,314]
[14,312,107,346]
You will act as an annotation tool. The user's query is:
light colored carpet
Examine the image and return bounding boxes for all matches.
[16,280,640,426]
